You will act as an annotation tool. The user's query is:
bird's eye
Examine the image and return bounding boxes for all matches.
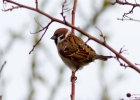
[60,34,65,40]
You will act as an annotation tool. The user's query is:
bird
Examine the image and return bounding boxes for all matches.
[51,28,112,72]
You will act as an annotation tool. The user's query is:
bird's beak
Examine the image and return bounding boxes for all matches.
[50,36,56,40]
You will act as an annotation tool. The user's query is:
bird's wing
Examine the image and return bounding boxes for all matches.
[59,42,88,61]
[59,41,93,62]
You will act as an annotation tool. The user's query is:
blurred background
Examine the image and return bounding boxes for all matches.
[0,0,140,100]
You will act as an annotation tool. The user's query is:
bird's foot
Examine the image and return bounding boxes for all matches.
[70,71,77,82]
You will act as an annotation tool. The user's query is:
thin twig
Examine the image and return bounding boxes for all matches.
[112,0,140,19]
[35,0,38,10]
[34,18,43,28]
[117,18,140,22]
[0,61,6,74]
[119,45,128,54]
[114,46,129,68]
[95,26,106,43]
[2,5,21,11]
[135,63,140,66]
[0,61,6,78]
[29,20,53,54]
[71,0,77,34]
[60,0,72,23]
[30,18,44,34]
[60,0,67,23]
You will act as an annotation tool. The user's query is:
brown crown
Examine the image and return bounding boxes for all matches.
[53,28,69,37]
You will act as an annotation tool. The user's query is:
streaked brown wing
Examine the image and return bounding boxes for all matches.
[69,44,90,62]
[59,42,89,62]
[59,34,95,63]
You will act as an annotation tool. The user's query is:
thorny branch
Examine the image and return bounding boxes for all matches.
[2,0,140,74]
[112,0,140,19]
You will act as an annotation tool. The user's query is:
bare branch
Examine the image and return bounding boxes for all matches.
[60,0,72,23]
[112,0,140,19]
[117,18,140,22]
[0,61,6,74]
[114,46,130,68]
[34,18,43,28]
[112,0,140,7]
[30,27,45,34]
[71,0,77,34]
[0,61,6,78]
[60,0,67,23]
[29,20,53,54]
[95,26,106,44]
[135,63,140,66]
[30,18,43,34]
[70,0,78,99]
[35,0,38,10]
[2,5,21,12]
[70,72,77,100]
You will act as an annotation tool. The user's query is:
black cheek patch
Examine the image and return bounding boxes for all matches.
[54,39,57,45]
[60,34,65,40]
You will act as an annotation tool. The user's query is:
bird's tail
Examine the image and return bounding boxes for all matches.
[96,55,113,61]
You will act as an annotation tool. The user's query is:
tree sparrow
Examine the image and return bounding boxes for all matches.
[51,28,112,72]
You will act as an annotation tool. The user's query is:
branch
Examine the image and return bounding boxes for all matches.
[112,0,140,19]
[29,20,53,54]
[117,18,140,22]
[70,0,78,100]
[35,0,38,10]
[95,26,106,43]
[71,0,77,34]
[114,46,129,68]
[60,0,69,23]
[0,61,6,78]
[3,0,140,73]
[95,27,134,69]
[0,61,6,74]
[70,72,76,100]
[2,5,21,12]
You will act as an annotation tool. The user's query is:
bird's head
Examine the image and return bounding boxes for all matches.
[50,28,71,45]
